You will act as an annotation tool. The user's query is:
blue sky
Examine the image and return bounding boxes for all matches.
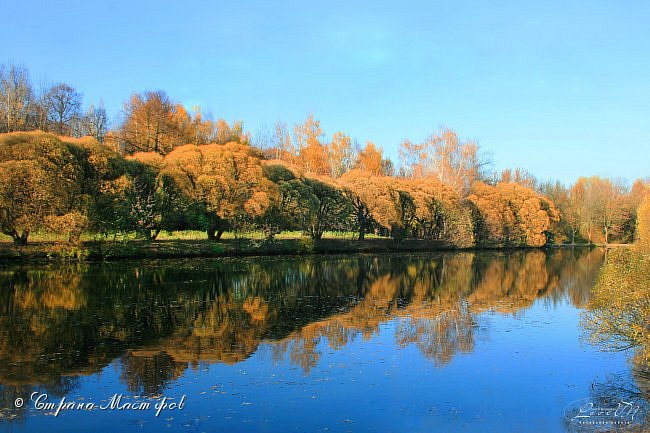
[2,0,649,184]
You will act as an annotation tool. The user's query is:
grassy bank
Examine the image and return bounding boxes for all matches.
[0,237,454,262]
[0,229,620,262]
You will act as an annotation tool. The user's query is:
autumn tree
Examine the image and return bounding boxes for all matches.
[466,182,516,245]
[186,106,216,145]
[399,127,487,195]
[80,102,108,142]
[302,176,352,239]
[125,152,186,240]
[584,249,650,363]
[213,119,248,145]
[540,181,581,244]
[255,121,294,162]
[119,91,190,155]
[467,182,557,247]
[637,194,650,251]
[261,163,319,238]
[294,115,330,175]
[328,132,355,178]
[355,141,392,176]
[163,142,274,239]
[498,167,537,190]
[576,177,630,244]
[396,178,474,247]
[495,182,559,247]
[0,63,33,132]
[340,169,400,240]
[0,132,83,244]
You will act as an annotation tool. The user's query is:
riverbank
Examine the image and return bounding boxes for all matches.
[0,238,615,262]
[0,238,451,262]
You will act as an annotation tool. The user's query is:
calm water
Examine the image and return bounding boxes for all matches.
[0,249,647,432]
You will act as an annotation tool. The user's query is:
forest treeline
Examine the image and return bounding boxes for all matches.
[0,62,648,246]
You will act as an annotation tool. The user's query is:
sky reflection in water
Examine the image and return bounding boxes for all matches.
[0,249,645,432]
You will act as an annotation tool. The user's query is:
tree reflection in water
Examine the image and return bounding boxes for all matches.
[0,248,607,408]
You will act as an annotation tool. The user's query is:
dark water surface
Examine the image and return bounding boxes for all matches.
[0,249,646,432]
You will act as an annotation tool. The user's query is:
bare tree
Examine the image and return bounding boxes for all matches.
[0,63,33,132]
[399,127,491,195]
[82,101,108,142]
[45,83,82,135]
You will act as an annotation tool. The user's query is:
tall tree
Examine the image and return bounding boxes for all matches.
[163,143,273,239]
[356,141,391,176]
[340,169,400,240]
[577,177,630,244]
[45,83,82,135]
[0,133,83,244]
[0,63,33,132]
[81,102,108,142]
[637,194,650,250]
[499,167,537,190]
[119,91,190,155]
[294,115,329,175]
[187,106,216,145]
[399,127,488,195]
[328,132,354,178]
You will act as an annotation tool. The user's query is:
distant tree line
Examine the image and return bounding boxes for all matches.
[0,62,647,246]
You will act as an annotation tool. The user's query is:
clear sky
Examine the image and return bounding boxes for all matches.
[2,0,649,184]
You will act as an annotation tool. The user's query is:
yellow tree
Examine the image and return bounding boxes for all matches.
[119,91,191,155]
[214,119,248,144]
[0,63,33,132]
[466,182,516,245]
[499,167,537,190]
[163,142,274,238]
[355,141,388,176]
[328,131,354,178]
[294,115,329,175]
[637,194,650,251]
[584,249,650,363]
[396,178,474,247]
[0,132,83,244]
[187,106,216,145]
[582,177,630,244]
[339,169,400,240]
[496,182,559,247]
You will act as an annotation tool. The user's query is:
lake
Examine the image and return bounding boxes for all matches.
[0,249,647,432]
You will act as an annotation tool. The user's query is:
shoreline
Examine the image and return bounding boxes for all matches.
[0,238,608,263]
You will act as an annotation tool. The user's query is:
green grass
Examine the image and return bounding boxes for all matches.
[0,230,389,243]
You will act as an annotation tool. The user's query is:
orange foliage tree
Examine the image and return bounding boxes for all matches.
[163,142,274,238]
[637,194,650,251]
[0,132,84,244]
[467,182,558,247]
[293,115,330,175]
[339,169,400,240]
[328,131,354,178]
[397,178,474,247]
[119,91,190,155]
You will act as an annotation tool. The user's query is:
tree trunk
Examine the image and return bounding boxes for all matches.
[310,226,323,240]
[13,230,28,246]
[357,208,367,241]
[604,225,609,245]
[207,227,217,240]
[216,229,224,240]
[150,228,161,241]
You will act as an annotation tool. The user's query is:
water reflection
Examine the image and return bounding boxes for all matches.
[0,249,605,404]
